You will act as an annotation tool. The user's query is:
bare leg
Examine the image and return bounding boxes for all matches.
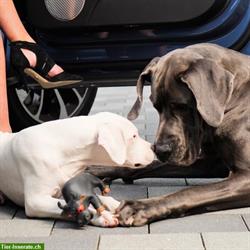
[0,0,62,77]
[0,34,11,132]
[117,172,250,226]
[0,0,33,42]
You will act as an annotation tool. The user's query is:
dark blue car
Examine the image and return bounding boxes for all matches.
[6,0,250,130]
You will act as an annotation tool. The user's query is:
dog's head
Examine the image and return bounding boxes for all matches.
[58,197,93,227]
[128,48,234,165]
[94,112,154,167]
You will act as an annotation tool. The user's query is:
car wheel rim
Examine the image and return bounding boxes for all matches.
[15,87,88,123]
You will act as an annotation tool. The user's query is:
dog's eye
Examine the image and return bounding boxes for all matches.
[133,134,137,138]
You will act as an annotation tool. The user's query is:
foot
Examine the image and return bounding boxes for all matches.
[21,48,64,78]
[116,200,150,227]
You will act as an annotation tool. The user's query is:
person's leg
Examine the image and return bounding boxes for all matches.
[0,0,63,77]
[0,33,11,132]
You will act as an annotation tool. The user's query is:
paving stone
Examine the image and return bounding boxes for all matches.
[13,208,26,219]
[134,114,146,120]
[109,184,147,200]
[90,108,107,114]
[0,202,17,220]
[98,233,204,250]
[133,123,145,131]
[0,219,54,237]
[202,232,250,250]
[92,100,107,105]
[186,178,224,186]
[133,178,186,187]
[86,225,148,235]
[54,220,148,234]
[123,105,136,113]
[105,103,126,109]
[150,214,248,233]
[0,234,98,250]
[101,107,124,113]
[145,111,159,122]
[148,188,250,215]
[242,214,250,230]
[148,186,187,197]
[145,135,155,143]
[209,207,250,215]
[145,124,158,135]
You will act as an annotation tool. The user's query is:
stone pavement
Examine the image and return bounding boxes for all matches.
[1,87,250,250]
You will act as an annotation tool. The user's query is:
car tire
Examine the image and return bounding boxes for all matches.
[8,83,97,131]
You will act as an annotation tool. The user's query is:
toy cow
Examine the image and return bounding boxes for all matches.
[58,173,118,227]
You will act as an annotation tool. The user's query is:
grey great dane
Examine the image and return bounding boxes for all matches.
[86,43,250,226]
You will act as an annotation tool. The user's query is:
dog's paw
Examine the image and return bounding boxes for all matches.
[101,210,119,227]
[116,200,150,227]
[0,191,6,205]
[91,210,119,227]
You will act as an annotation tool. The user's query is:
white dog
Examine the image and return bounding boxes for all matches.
[0,112,154,226]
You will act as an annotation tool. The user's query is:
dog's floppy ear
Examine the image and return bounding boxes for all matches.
[98,123,126,165]
[180,59,234,127]
[127,57,160,120]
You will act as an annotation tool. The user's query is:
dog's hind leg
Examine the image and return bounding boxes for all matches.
[24,194,66,219]
[23,181,66,219]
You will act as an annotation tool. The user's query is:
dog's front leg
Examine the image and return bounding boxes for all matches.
[85,159,228,184]
[84,165,134,180]
[117,172,250,226]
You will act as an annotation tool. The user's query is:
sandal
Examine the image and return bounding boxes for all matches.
[10,41,84,89]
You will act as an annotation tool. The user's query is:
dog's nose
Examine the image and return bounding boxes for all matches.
[153,143,172,161]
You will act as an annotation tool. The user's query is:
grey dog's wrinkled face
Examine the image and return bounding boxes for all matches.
[150,70,204,166]
[128,46,234,166]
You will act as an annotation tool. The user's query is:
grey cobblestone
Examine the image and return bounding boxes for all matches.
[202,232,250,250]
[98,233,204,250]
[134,178,186,187]
[0,220,54,237]
[242,214,250,230]
[148,186,187,197]
[109,183,148,200]
[150,214,248,234]
[186,178,224,186]
[53,219,148,235]
[0,235,98,250]
[0,202,17,220]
